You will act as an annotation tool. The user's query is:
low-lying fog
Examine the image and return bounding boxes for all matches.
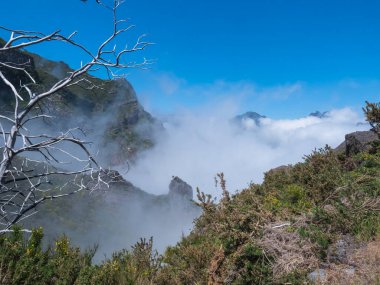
[26,105,368,262]
[126,107,368,198]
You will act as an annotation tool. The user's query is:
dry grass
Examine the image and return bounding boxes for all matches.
[207,245,225,285]
[257,221,319,280]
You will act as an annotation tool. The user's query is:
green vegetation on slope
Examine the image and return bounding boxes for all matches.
[155,145,380,284]
[0,141,379,284]
[0,228,161,285]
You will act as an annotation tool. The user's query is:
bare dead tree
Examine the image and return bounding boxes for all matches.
[0,0,152,233]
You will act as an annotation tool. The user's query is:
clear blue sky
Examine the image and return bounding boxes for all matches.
[1,0,380,118]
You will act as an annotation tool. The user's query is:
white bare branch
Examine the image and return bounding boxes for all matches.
[0,71,24,101]
[0,62,36,84]
[0,0,150,232]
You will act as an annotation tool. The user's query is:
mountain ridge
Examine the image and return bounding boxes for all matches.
[0,40,161,164]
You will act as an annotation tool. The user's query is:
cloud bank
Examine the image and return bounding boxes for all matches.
[125,106,368,198]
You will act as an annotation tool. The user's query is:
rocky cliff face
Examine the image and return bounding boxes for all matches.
[0,43,162,165]
[168,176,193,201]
[334,130,378,156]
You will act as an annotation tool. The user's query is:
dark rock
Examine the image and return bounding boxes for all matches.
[168,176,193,200]
[334,130,378,156]
[345,131,378,156]
[309,111,328,118]
[327,235,359,264]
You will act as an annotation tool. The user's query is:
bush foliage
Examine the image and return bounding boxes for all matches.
[1,136,380,284]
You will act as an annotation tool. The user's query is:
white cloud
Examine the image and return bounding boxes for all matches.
[124,105,368,199]
[124,73,380,198]
[258,82,303,101]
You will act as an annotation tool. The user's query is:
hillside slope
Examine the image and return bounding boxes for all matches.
[154,138,380,284]
[0,132,378,284]
[0,40,162,164]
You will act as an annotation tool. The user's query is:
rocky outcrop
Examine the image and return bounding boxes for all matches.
[307,235,368,284]
[327,234,360,264]
[168,176,193,201]
[0,42,162,164]
[335,130,378,156]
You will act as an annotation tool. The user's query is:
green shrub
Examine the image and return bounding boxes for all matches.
[0,228,161,285]
[233,244,273,285]
[1,138,379,284]
[292,146,345,203]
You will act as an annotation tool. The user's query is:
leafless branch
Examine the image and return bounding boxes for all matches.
[0,0,150,232]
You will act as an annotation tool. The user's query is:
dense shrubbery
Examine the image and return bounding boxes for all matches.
[154,144,380,284]
[1,142,380,284]
[0,228,161,284]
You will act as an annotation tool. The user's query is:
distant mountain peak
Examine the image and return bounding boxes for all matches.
[236,111,266,121]
[309,111,328,118]
[232,111,266,129]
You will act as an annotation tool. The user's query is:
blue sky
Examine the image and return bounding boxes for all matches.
[1,0,380,118]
